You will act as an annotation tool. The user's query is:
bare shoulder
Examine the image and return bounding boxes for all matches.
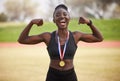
[41,32,51,41]
[72,31,83,37]
[40,32,51,45]
[72,31,83,44]
[42,32,51,37]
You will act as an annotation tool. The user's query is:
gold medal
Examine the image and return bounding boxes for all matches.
[59,60,65,67]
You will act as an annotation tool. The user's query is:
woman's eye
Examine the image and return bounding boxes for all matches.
[64,13,67,16]
[56,14,60,17]
[55,12,68,17]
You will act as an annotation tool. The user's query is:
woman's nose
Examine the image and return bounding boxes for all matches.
[59,14,65,19]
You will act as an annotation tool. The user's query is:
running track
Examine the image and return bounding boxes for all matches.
[0,41,120,48]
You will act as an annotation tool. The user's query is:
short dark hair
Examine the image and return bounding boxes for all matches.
[53,4,68,17]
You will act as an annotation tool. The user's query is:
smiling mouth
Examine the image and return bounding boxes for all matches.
[60,22,66,25]
[59,20,66,26]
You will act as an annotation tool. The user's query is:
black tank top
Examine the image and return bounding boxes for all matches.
[47,31,77,60]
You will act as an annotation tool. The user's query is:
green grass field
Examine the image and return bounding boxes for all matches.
[0,19,120,42]
[0,46,120,81]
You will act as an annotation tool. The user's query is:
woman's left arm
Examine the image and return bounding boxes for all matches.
[77,17,103,43]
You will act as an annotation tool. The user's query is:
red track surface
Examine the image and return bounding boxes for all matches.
[0,41,120,48]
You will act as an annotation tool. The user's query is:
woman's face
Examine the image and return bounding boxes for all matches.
[53,8,70,29]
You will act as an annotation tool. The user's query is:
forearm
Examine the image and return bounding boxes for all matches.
[18,21,33,43]
[88,21,103,41]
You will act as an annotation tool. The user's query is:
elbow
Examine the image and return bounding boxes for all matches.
[18,39,23,44]
[98,37,104,42]
[17,39,26,44]
[99,39,103,42]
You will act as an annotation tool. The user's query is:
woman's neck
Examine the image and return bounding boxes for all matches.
[57,29,68,39]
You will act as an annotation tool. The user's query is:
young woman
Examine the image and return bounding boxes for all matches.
[18,4,103,81]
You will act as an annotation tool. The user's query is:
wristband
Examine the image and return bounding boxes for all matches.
[87,20,92,26]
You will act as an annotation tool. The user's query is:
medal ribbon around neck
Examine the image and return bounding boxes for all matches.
[57,31,69,60]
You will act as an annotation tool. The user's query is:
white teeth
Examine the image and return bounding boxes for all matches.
[60,22,65,25]
[59,20,66,25]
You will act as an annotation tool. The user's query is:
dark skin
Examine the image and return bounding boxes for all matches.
[18,8,103,71]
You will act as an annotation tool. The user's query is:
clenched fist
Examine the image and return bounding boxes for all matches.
[31,19,43,26]
[78,17,90,24]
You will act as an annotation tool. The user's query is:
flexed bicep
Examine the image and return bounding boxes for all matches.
[80,33,101,43]
[18,32,51,44]
[21,34,44,44]
[73,31,102,44]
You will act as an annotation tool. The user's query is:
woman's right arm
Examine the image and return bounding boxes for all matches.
[18,19,51,45]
